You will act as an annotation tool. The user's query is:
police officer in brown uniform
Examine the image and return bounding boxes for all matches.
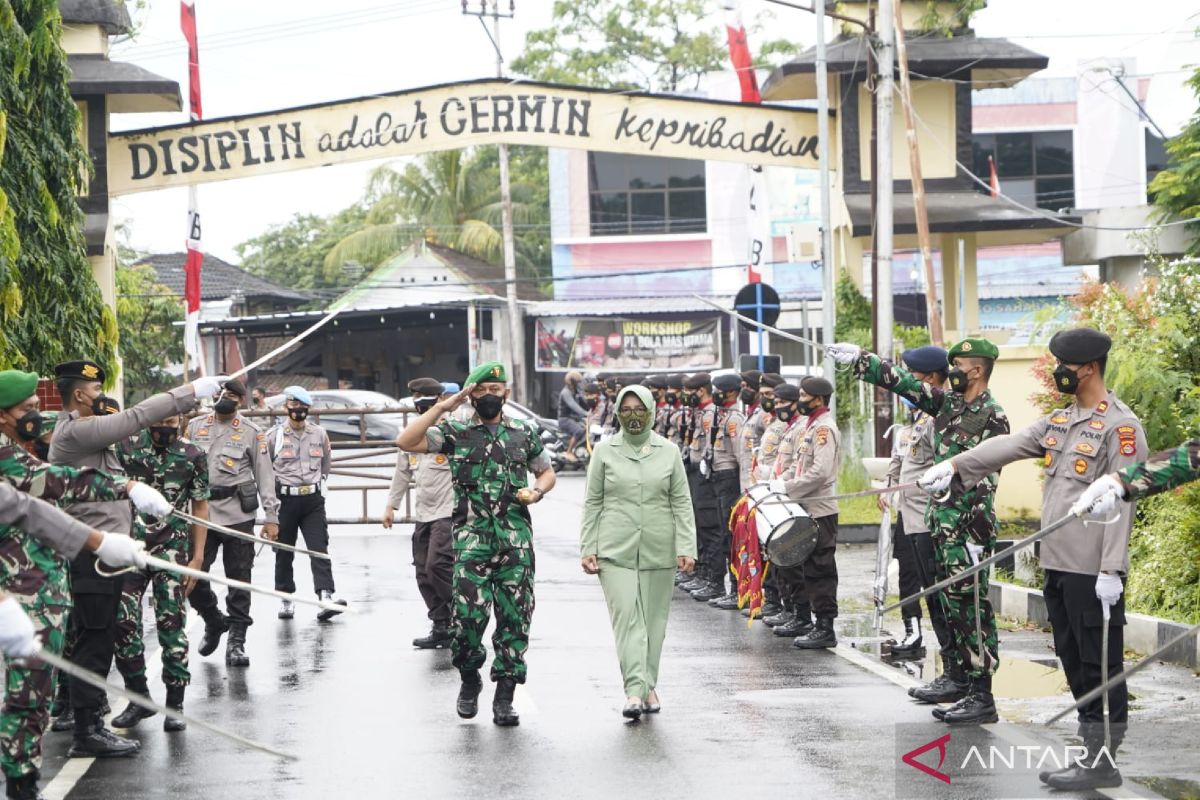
[386,377,455,649]
[708,373,750,608]
[769,376,841,649]
[933,328,1145,791]
[49,360,219,757]
[267,386,345,622]
[186,380,280,667]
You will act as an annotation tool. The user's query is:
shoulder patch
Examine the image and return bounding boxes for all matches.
[1117,426,1137,457]
[816,429,828,445]
[726,420,738,438]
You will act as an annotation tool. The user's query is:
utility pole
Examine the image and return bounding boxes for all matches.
[463,0,524,401]
[874,0,895,456]
[815,0,835,402]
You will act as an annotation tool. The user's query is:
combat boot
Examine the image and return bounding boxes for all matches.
[690,582,723,602]
[5,770,43,800]
[793,616,837,649]
[67,708,139,759]
[413,622,453,649]
[277,599,295,620]
[492,678,520,727]
[763,609,794,628]
[225,625,250,667]
[316,589,348,621]
[49,707,74,733]
[111,678,155,729]
[1040,738,1121,791]
[456,670,483,719]
[758,601,782,618]
[890,617,925,658]
[164,685,186,732]
[909,654,969,704]
[679,577,706,593]
[713,593,740,610]
[197,609,229,657]
[941,676,998,725]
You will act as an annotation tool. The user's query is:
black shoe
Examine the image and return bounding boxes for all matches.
[773,617,814,637]
[68,728,139,759]
[909,669,969,705]
[679,578,705,593]
[890,617,925,656]
[456,671,483,719]
[1043,763,1122,790]
[492,678,520,727]
[413,623,453,649]
[713,593,740,610]
[163,686,186,732]
[49,708,74,733]
[225,626,249,667]
[111,700,155,729]
[690,583,723,602]
[941,678,999,725]
[5,771,43,800]
[793,617,836,649]
[622,700,643,720]
[197,614,229,657]
[316,589,347,622]
[759,602,782,618]
[763,610,794,628]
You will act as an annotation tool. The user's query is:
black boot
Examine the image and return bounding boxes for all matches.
[763,609,794,628]
[773,615,814,637]
[164,685,186,732]
[690,582,723,602]
[197,610,229,657]
[111,678,156,729]
[890,617,925,657]
[456,670,483,719]
[941,676,999,725]
[678,577,705,593]
[5,771,43,800]
[713,592,740,610]
[67,708,139,758]
[316,589,347,622]
[225,625,249,667]
[793,616,837,649]
[909,654,969,704]
[492,678,520,727]
[1041,740,1122,790]
[413,622,453,650]
[49,706,74,733]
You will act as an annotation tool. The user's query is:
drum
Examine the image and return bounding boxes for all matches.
[743,483,820,568]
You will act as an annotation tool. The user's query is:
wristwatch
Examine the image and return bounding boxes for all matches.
[531,487,545,501]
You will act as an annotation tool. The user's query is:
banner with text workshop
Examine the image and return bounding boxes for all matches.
[536,317,722,373]
[108,79,823,195]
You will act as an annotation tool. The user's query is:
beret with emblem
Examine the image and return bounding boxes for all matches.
[283,385,313,406]
[0,370,40,410]
[761,373,785,389]
[222,378,248,397]
[801,375,834,397]
[740,369,762,387]
[683,373,711,390]
[774,383,800,401]
[666,373,684,390]
[54,360,105,384]
[1048,327,1111,365]
[407,377,445,396]
[947,337,999,361]
[644,374,668,390]
[466,361,507,386]
[713,373,742,393]
[901,345,949,374]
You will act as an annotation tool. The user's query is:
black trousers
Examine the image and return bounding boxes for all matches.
[413,518,454,623]
[896,521,952,652]
[1044,569,1128,742]
[804,514,839,619]
[689,469,723,585]
[773,562,812,620]
[68,551,123,711]
[275,493,335,595]
[762,566,781,606]
[712,470,742,591]
[189,519,256,627]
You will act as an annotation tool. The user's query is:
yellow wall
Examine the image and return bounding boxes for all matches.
[60,23,107,56]
[857,80,957,182]
[985,344,1047,519]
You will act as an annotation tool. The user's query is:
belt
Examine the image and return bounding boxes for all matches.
[278,484,321,497]
[209,485,237,500]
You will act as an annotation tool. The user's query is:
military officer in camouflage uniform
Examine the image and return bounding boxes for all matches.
[928,329,1145,790]
[397,362,556,727]
[707,374,750,609]
[1076,438,1200,512]
[186,379,280,668]
[828,337,1010,724]
[386,377,456,649]
[111,414,210,733]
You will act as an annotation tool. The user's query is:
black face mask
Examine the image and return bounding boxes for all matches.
[415,398,436,413]
[213,397,239,415]
[682,393,699,408]
[582,397,597,410]
[775,404,795,422]
[1052,364,1081,395]
[797,400,816,416]
[664,393,677,406]
[287,406,309,422]
[91,394,120,416]
[472,394,505,420]
[760,397,775,414]
[947,368,970,394]
[739,388,757,405]
[149,426,178,449]
[12,410,43,442]
[33,440,50,461]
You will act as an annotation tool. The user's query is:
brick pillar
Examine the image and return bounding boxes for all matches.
[36,379,63,411]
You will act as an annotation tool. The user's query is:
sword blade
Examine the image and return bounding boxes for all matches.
[31,649,296,760]
[141,554,353,615]
[1101,615,1112,751]
[749,480,922,507]
[172,511,330,561]
[228,301,349,381]
[691,295,827,351]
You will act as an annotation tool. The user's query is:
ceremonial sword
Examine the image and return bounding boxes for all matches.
[171,510,330,560]
[691,295,828,352]
[30,648,295,760]
[225,300,350,381]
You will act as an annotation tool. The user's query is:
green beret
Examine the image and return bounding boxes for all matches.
[0,370,39,410]
[466,361,507,386]
[948,337,999,361]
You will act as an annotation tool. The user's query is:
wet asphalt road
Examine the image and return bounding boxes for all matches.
[33,472,1197,800]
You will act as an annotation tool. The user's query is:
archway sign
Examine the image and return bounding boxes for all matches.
[107,79,824,195]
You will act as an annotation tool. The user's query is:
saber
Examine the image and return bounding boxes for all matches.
[691,294,826,351]
[227,301,349,381]
[750,480,924,506]
[30,648,295,760]
[1101,604,1112,752]
[881,512,1078,615]
[172,510,330,560]
[1045,621,1199,725]
[872,510,893,633]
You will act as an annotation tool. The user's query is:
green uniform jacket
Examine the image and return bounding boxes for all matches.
[580,429,697,570]
[1119,437,1200,499]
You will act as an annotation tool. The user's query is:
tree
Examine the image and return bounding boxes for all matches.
[511,0,798,93]
[236,204,370,296]
[115,261,183,402]
[0,0,118,381]
[1149,64,1200,254]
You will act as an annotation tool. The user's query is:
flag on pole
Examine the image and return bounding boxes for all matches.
[988,154,1000,198]
[181,0,205,374]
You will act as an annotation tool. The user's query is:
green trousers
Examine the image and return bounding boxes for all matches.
[597,563,675,698]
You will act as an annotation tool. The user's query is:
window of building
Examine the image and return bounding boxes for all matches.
[1145,129,1170,202]
[587,152,706,236]
[972,130,1074,211]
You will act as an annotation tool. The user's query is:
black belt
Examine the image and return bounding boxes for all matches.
[209,485,237,500]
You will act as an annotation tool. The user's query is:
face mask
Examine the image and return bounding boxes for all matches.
[582,397,597,410]
[760,397,775,414]
[618,410,651,434]
[775,404,794,422]
[288,406,309,422]
[92,394,120,416]
[947,368,970,394]
[1052,364,1081,395]
[683,393,700,408]
[214,397,238,415]
[149,426,178,449]
[664,393,677,406]
[415,398,436,413]
[33,441,50,461]
[12,410,43,442]
[739,388,757,405]
[472,393,505,419]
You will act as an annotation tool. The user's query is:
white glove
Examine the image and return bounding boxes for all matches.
[699,459,710,478]
[1095,572,1123,615]
[966,543,984,566]
[589,424,603,437]
[826,342,862,365]
[768,478,788,496]
[190,375,230,399]
[0,598,38,658]
[94,533,148,570]
[1070,474,1124,520]
[918,461,956,495]
[127,481,172,519]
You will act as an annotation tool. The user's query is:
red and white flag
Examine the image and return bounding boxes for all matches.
[181,0,205,374]
[988,154,1000,198]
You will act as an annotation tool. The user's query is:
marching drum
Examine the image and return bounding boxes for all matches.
[744,483,820,568]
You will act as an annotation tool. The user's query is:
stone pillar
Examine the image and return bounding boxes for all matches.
[940,234,959,337]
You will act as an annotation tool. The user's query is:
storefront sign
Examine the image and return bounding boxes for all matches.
[535,317,721,372]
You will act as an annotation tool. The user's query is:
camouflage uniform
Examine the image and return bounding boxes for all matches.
[114,431,210,688]
[854,353,1010,678]
[0,446,129,780]
[1118,438,1200,499]
[424,415,552,683]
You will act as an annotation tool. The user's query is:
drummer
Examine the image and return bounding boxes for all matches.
[768,376,841,649]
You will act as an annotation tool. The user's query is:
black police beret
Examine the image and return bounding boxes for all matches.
[596,372,611,382]
[1049,327,1112,365]
[801,375,834,397]
[666,373,684,390]
[604,377,619,390]
[740,369,763,386]
[54,360,106,384]
[901,346,949,375]
[683,373,711,390]
[644,374,668,390]
[621,375,643,386]
[407,377,445,396]
[761,373,785,389]
[774,383,800,401]
[222,378,248,397]
[713,373,742,393]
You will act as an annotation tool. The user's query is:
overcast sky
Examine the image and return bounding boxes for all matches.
[108,0,1200,263]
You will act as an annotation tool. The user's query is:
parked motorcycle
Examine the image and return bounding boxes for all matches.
[543,428,589,472]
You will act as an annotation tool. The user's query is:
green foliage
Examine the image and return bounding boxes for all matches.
[0,0,117,382]
[914,0,986,35]
[1126,484,1200,623]
[1149,65,1200,253]
[115,260,183,401]
[236,205,369,296]
[511,0,798,92]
